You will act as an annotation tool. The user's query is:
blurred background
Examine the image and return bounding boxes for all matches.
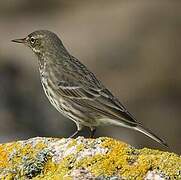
[0,0,180,153]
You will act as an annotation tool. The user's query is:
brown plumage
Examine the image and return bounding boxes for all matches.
[12,30,168,147]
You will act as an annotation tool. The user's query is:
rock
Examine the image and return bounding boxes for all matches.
[0,137,180,179]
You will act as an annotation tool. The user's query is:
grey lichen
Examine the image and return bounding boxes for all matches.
[22,149,51,179]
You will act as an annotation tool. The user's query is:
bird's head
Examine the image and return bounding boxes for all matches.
[12,30,64,57]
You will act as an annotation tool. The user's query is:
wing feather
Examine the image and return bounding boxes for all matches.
[49,55,138,125]
[56,81,137,125]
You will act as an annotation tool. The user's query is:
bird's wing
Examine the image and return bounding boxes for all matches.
[52,64,137,126]
[56,82,101,100]
[56,80,137,125]
[49,55,137,125]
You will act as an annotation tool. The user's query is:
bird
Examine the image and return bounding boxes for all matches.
[12,30,168,147]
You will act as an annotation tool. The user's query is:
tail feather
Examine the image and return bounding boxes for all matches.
[101,118,168,147]
[133,125,168,147]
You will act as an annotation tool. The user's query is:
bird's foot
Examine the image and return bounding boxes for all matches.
[90,128,96,138]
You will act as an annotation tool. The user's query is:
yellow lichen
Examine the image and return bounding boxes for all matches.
[76,143,84,153]
[0,145,9,168]
[70,137,181,179]
[0,137,180,179]
[67,139,77,148]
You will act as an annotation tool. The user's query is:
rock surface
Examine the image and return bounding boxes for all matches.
[0,137,180,179]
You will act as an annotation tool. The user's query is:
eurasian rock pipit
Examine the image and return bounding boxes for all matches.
[12,30,168,147]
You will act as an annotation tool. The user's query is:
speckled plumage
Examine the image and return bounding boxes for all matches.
[12,30,167,147]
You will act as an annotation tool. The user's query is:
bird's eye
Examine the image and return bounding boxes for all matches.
[30,37,36,44]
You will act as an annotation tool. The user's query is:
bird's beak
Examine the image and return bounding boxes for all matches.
[11,38,26,44]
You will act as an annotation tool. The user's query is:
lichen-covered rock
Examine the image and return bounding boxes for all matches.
[0,137,180,180]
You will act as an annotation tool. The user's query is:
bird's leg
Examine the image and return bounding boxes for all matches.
[69,131,79,138]
[69,123,82,138]
[90,127,96,138]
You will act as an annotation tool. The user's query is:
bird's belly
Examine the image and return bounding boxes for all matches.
[41,79,98,126]
[41,79,71,116]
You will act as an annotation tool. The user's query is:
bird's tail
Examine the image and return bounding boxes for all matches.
[133,125,168,147]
